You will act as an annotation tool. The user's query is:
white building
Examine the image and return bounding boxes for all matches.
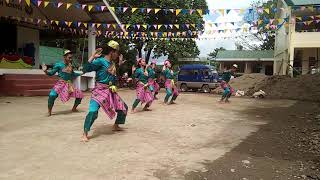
[274,0,320,76]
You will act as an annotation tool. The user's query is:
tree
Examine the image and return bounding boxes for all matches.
[106,0,208,64]
[238,0,276,50]
[208,47,226,59]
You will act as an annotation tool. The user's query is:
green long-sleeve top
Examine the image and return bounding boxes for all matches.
[47,61,80,81]
[147,67,156,79]
[134,67,148,84]
[221,70,234,83]
[83,57,116,85]
[163,68,177,80]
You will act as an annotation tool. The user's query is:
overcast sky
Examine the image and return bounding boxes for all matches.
[196,0,257,57]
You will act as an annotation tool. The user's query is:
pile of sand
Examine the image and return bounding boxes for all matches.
[213,73,320,102]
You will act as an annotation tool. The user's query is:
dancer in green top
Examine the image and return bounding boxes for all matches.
[219,64,237,103]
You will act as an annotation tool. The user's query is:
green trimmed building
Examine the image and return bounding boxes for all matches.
[215,50,274,75]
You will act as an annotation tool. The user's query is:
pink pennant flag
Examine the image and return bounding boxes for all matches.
[189,9,194,15]
[107,24,111,28]
[303,22,307,25]
[77,22,81,27]
[316,20,320,23]
[270,19,275,24]
[101,6,106,11]
[58,2,63,8]
[147,8,152,13]
[37,0,42,7]
[37,19,41,24]
[257,8,263,14]
[186,24,190,28]
[153,24,157,29]
[311,16,315,19]
[19,0,22,3]
[234,9,240,14]
[82,4,87,9]
[300,6,306,11]
[123,7,128,12]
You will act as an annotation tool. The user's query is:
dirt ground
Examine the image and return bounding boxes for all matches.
[0,90,319,180]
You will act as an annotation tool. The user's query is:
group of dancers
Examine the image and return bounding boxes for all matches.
[42,40,180,142]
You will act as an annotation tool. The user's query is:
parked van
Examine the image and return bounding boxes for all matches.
[177,64,220,93]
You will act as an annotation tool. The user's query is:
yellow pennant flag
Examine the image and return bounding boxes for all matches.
[110,7,115,12]
[155,9,161,14]
[55,21,59,25]
[176,9,182,15]
[307,20,313,25]
[191,24,196,28]
[316,15,320,18]
[219,9,224,16]
[174,24,179,29]
[125,32,129,36]
[132,8,138,13]
[240,9,245,14]
[5,0,9,3]
[296,17,302,21]
[88,5,93,11]
[126,24,130,29]
[67,22,72,27]
[142,25,147,29]
[44,1,49,7]
[258,20,263,25]
[66,3,72,10]
[112,24,116,29]
[197,9,203,16]
[264,8,270,14]
[83,23,87,28]
[25,0,30,6]
[158,25,162,29]
[163,32,167,37]
[96,23,101,28]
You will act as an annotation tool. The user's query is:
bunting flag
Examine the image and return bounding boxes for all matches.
[123,7,128,12]
[43,1,49,7]
[57,2,63,8]
[132,8,138,13]
[155,8,161,14]
[25,0,30,6]
[66,3,72,9]
[88,5,93,11]
[197,9,203,16]
[218,9,224,16]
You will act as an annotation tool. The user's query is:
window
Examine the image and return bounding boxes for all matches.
[179,69,193,76]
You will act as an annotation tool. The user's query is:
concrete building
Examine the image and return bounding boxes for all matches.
[0,0,124,96]
[215,50,274,75]
[274,0,320,76]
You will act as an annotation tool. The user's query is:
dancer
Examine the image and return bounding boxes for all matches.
[162,60,179,104]
[131,58,154,112]
[219,64,238,103]
[82,41,128,142]
[42,50,84,116]
[147,60,160,99]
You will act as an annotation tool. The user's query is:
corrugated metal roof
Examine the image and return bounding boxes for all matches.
[216,50,274,59]
[285,0,320,6]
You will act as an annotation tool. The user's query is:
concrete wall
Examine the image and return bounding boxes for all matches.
[17,26,40,69]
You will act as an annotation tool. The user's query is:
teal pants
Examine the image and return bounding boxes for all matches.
[84,99,128,133]
[164,88,178,103]
[48,89,82,109]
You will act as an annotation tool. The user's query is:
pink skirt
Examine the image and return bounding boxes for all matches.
[53,80,83,103]
[220,81,235,94]
[91,83,127,120]
[148,78,160,93]
[136,82,154,105]
[165,79,179,96]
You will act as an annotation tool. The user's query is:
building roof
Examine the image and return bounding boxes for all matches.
[215,50,274,62]
[284,0,320,6]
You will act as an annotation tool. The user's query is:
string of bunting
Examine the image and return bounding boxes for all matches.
[10,0,296,16]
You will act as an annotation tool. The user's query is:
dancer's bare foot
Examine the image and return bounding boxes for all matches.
[225,99,231,103]
[48,109,52,116]
[131,109,135,114]
[72,108,79,112]
[143,108,152,111]
[218,100,225,104]
[112,124,125,131]
[81,133,89,142]
[169,101,176,105]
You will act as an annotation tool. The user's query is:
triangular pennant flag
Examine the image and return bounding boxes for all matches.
[218,9,224,16]
[296,17,302,21]
[58,2,63,8]
[142,25,147,29]
[82,4,87,9]
[158,25,162,29]
[136,25,140,29]
[37,19,41,24]
[191,24,196,28]
[270,19,275,24]
[83,23,87,28]
[140,8,145,13]
[264,8,270,14]
[226,9,231,14]
[44,1,49,7]
[97,23,101,28]
[307,20,313,25]
[107,24,111,28]
[123,7,128,12]
[25,0,30,6]
[100,5,106,11]
[132,8,138,13]
[67,22,72,27]
[55,20,59,25]
[164,25,168,29]
[112,24,116,29]
[66,3,72,9]
[155,9,161,14]
[174,24,179,29]
[126,24,130,29]
[176,9,182,15]
[186,24,190,28]
[147,8,152,13]
[88,5,93,11]
[197,9,203,16]
[169,24,173,29]
[153,24,157,29]
[310,16,315,19]
[240,9,245,14]
[77,22,81,27]
[37,0,42,7]
[110,7,115,12]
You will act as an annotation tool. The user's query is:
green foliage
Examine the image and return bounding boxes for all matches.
[105,0,208,65]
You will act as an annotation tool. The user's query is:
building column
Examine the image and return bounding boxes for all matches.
[260,63,266,74]
[88,27,96,58]
[288,46,295,76]
[219,62,224,71]
[244,62,251,73]
[301,48,311,75]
